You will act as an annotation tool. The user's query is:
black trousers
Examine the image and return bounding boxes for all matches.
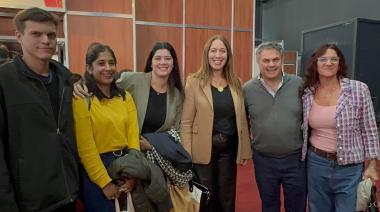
[194,133,237,212]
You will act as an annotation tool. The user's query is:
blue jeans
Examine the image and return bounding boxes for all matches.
[307,150,364,212]
[253,150,307,212]
[80,153,119,212]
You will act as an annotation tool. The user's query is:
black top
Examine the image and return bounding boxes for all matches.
[211,85,237,136]
[141,86,167,133]
[25,67,60,121]
[0,56,79,211]
[44,70,59,121]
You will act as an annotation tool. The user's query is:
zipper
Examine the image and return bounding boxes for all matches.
[27,75,74,202]
[56,87,65,134]
[56,87,74,202]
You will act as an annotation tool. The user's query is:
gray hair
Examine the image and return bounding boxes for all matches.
[256,41,284,58]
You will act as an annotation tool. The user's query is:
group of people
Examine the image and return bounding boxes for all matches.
[0,7,379,212]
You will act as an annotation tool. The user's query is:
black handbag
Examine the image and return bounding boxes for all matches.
[368,186,379,212]
[189,180,210,211]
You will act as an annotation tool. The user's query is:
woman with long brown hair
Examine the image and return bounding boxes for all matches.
[300,44,380,212]
[181,34,251,212]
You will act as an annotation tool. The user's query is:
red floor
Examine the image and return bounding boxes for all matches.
[235,160,285,212]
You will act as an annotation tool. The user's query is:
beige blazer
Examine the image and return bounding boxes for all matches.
[117,72,183,133]
[180,76,252,165]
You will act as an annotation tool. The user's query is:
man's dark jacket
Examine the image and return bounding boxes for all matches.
[0,57,79,212]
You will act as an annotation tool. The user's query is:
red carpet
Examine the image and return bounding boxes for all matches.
[236,160,286,212]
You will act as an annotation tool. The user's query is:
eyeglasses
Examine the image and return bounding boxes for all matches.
[317,57,340,64]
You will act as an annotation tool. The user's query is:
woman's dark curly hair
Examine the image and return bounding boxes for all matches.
[300,43,347,97]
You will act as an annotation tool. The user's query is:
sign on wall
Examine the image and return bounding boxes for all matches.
[0,0,64,11]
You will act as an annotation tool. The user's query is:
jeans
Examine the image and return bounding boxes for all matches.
[253,150,307,212]
[80,152,120,212]
[307,150,364,212]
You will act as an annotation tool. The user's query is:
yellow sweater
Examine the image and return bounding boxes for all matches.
[73,92,140,188]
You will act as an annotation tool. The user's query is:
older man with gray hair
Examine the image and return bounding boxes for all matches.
[243,42,306,212]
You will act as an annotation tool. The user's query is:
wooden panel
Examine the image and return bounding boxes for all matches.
[185,28,230,78]
[0,16,64,38]
[0,17,16,36]
[66,0,132,14]
[234,0,253,29]
[135,25,182,74]
[284,51,297,62]
[67,15,133,74]
[283,64,296,75]
[186,0,231,27]
[136,0,182,23]
[233,32,253,82]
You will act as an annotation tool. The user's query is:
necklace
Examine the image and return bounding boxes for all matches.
[212,78,226,93]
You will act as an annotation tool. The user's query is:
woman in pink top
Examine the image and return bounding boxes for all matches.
[300,44,380,212]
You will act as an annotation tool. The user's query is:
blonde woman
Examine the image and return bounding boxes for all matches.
[181,35,251,212]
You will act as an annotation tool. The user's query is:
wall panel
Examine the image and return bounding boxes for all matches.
[66,0,132,14]
[67,15,133,74]
[233,31,253,82]
[135,25,182,73]
[234,0,253,29]
[185,29,230,77]
[0,17,16,36]
[186,0,231,27]
[0,16,64,37]
[136,0,182,23]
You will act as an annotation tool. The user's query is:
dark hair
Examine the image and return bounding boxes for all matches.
[13,7,58,32]
[144,42,184,95]
[85,42,117,66]
[0,44,9,65]
[300,43,347,97]
[84,42,124,100]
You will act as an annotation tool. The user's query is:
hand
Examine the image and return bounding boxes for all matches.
[139,137,152,150]
[73,80,91,99]
[119,178,135,193]
[102,182,120,200]
[238,159,248,166]
[363,166,378,183]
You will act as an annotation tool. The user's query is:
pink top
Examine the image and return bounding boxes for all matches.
[308,101,337,152]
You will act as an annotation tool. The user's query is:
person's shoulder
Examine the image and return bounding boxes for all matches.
[286,74,302,82]
[49,59,70,74]
[185,74,199,85]
[243,77,259,90]
[119,71,145,83]
[0,60,19,78]
[285,74,303,87]
[347,78,369,92]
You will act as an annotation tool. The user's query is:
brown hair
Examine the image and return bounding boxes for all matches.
[193,34,243,97]
[300,43,347,96]
[13,7,57,32]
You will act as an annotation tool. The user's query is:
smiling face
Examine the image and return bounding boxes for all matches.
[317,48,340,79]
[257,48,282,81]
[151,49,173,78]
[208,39,228,72]
[87,50,116,86]
[16,20,57,62]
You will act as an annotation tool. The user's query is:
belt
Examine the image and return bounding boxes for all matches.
[112,148,128,157]
[310,146,337,161]
[101,148,128,158]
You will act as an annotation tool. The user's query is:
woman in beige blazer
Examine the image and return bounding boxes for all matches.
[181,35,251,212]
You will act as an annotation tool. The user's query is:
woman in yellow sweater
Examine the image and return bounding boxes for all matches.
[73,43,140,212]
